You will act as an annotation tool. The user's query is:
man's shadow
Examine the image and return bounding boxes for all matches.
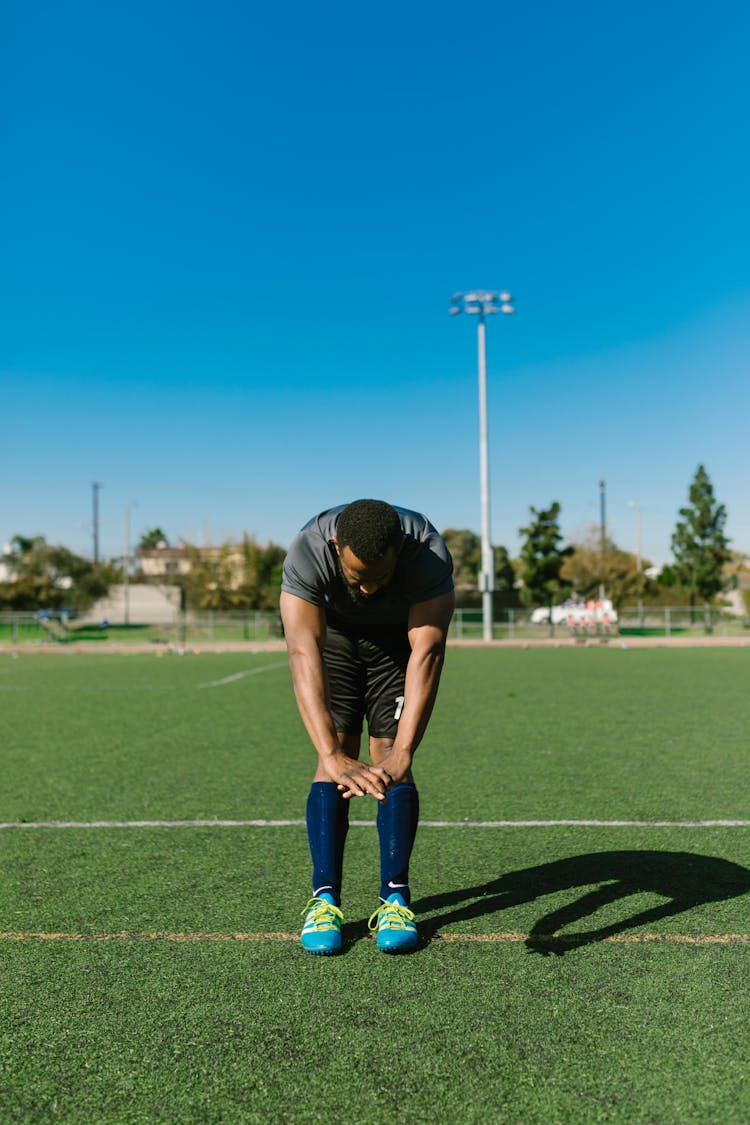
[405,851,750,955]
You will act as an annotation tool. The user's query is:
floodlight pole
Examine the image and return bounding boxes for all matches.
[450,290,515,642]
[476,309,493,642]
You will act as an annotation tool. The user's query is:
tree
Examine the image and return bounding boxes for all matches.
[178,536,286,611]
[561,527,645,609]
[234,534,286,611]
[0,537,116,611]
[654,563,695,605]
[181,544,244,611]
[518,502,572,608]
[441,528,481,604]
[138,528,170,550]
[441,528,520,609]
[671,464,733,625]
[493,545,521,610]
[9,534,46,555]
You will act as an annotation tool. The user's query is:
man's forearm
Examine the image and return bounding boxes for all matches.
[287,648,341,760]
[391,643,446,759]
[287,645,389,801]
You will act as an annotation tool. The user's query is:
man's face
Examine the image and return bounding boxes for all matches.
[334,542,399,605]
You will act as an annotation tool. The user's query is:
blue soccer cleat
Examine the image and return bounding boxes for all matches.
[300,893,343,955]
[368,892,418,953]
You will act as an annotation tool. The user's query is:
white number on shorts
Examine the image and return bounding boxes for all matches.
[394,695,405,720]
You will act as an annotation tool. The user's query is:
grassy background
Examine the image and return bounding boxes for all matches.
[2,648,750,1122]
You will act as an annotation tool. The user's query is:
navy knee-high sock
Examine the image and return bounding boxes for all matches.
[377,782,419,905]
[306,782,350,906]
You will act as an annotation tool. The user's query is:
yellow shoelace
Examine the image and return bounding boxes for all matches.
[301,897,343,931]
[368,899,416,932]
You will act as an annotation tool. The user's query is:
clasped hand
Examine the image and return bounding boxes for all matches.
[333,750,410,800]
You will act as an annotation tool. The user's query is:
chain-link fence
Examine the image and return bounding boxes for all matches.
[2,607,748,646]
[0,610,284,646]
[451,606,750,641]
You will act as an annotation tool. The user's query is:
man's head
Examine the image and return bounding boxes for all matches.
[333,499,403,602]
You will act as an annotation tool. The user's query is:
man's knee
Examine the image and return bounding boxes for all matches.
[369,737,394,763]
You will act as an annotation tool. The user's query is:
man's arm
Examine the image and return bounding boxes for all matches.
[279,591,389,800]
[378,590,455,783]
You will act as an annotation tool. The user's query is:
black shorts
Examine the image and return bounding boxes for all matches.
[323,622,410,739]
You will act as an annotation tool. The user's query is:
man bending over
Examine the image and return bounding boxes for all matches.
[280,499,455,954]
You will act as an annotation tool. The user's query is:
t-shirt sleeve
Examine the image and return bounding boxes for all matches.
[280,531,327,606]
[403,534,454,604]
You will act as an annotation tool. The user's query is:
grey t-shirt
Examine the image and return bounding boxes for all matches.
[281,505,454,628]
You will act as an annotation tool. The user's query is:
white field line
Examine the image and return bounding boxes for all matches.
[197,662,287,689]
[3,818,750,830]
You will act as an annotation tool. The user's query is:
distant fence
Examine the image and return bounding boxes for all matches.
[1,607,748,646]
[0,611,284,646]
[452,606,750,641]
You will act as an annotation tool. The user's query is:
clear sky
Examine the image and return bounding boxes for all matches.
[3,0,748,567]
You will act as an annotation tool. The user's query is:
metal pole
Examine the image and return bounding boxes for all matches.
[477,310,494,642]
[598,479,606,600]
[629,500,643,626]
[92,482,102,563]
[123,505,131,626]
[450,290,514,644]
[634,502,643,625]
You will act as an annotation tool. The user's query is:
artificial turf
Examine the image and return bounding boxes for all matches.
[2,647,750,1122]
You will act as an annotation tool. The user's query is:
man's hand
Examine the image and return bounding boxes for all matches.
[326,754,391,801]
[371,747,413,789]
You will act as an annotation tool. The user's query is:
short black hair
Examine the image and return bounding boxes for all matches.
[336,500,403,561]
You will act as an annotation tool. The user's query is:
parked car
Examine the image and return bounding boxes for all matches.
[530,599,618,626]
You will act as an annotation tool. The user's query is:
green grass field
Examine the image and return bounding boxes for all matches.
[2,647,750,1123]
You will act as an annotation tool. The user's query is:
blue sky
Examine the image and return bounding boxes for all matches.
[3,0,748,567]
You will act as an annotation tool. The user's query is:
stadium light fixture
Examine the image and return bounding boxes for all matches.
[450,290,515,642]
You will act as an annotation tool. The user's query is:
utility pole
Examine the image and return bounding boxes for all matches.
[92,482,102,563]
[123,502,136,626]
[598,479,606,600]
[628,499,644,625]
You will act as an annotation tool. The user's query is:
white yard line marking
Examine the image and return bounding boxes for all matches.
[197,662,287,688]
[3,819,750,830]
[415,819,750,828]
[0,820,307,829]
